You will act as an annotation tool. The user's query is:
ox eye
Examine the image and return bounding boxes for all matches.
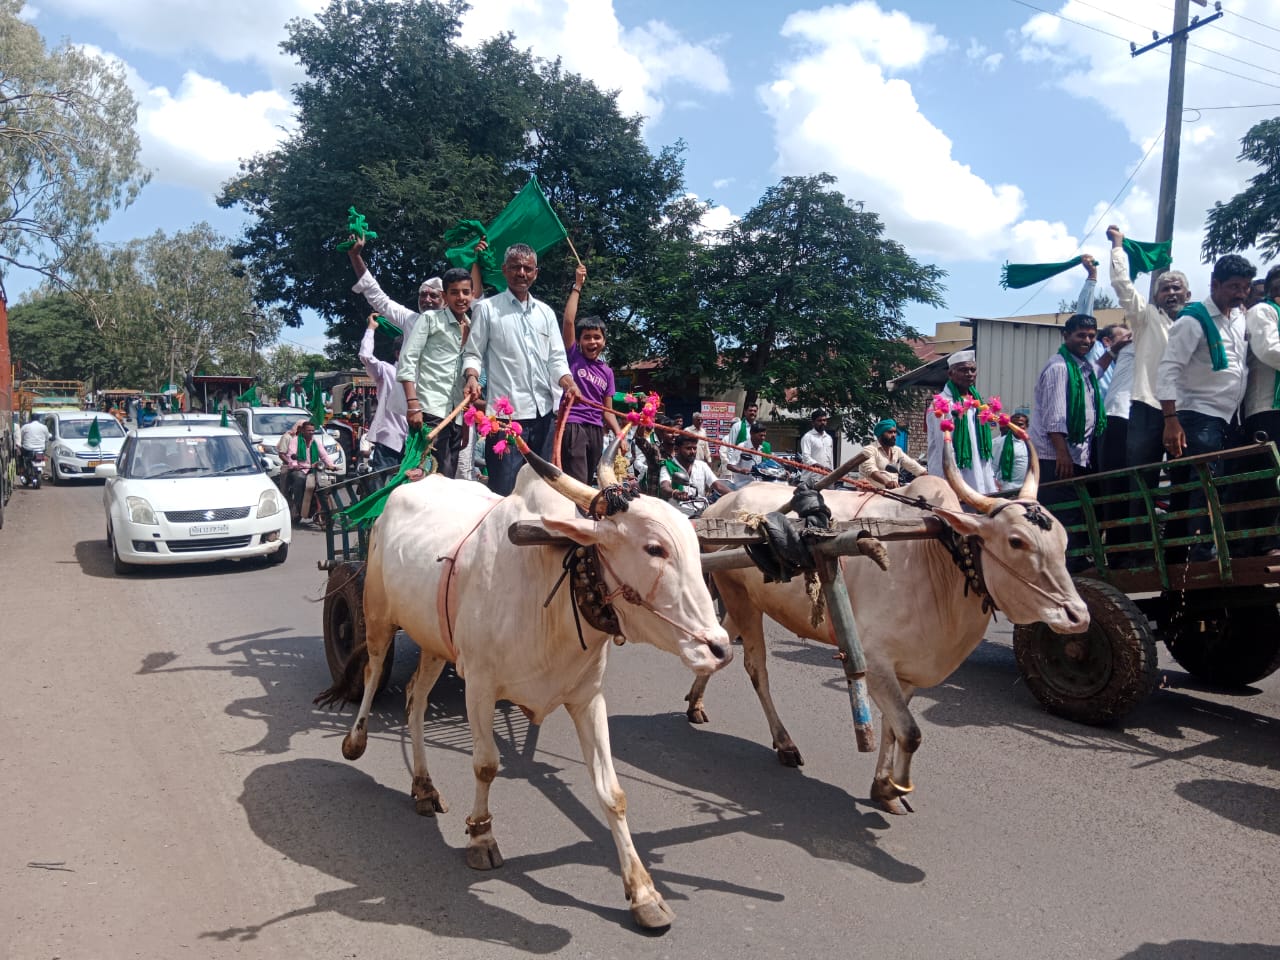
[644,543,668,559]
[1009,536,1027,550]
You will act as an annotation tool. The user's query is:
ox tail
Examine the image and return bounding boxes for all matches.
[314,642,370,709]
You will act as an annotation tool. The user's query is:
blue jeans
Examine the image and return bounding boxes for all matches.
[487,412,554,496]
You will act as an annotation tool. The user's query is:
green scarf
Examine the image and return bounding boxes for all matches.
[337,426,432,528]
[1058,345,1107,444]
[735,419,749,444]
[999,238,1173,289]
[945,382,992,469]
[1269,300,1280,410]
[299,438,320,463]
[664,457,686,489]
[998,433,1018,482]
[1178,301,1228,371]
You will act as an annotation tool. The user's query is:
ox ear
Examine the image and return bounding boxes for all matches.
[933,506,985,538]
[539,516,606,547]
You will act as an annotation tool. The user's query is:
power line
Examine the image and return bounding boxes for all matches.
[1007,130,1165,316]
[1067,0,1160,34]
[1225,6,1280,37]
[1185,101,1280,109]
[1007,0,1132,43]
[1189,40,1280,78]
[1208,20,1280,56]
[1184,52,1280,88]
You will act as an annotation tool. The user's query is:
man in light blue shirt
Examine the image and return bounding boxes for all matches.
[462,243,580,495]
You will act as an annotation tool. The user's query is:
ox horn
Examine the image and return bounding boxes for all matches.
[1015,425,1040,501]
[941,432,1001,514]
[596,426,630,489]
[515,436,603,517]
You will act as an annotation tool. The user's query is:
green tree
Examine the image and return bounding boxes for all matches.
[218,0,690,361]
[1203,116,1280,261]
[72,223,281,386]
[1057,290,1117,312]
[696,174,945,424]
[0,0,149,293]
[8,292,108,381]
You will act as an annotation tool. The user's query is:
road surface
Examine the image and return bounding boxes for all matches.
[2,478,1278,959]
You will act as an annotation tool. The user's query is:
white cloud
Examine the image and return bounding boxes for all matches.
[712,177,734,190]
[761,2,1037,261]
[965,38,1001,71]
[459,0,729,121]
[1013,0,1280,286]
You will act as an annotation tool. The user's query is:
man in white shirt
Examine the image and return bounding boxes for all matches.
[925,349,997,495]
[461,243,580,496]
[19,414,50,478]
[798,408,834,470]
[721,422,770,487]
[660,434,732,501]
[357,314,408,488]
[687,411,712,464]
[1241,264,1280,555]
[991,411,1031,493]
[1156,253,1255,560]
[1108,224,1191,469]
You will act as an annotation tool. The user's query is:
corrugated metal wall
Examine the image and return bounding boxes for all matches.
[974,319,1066,414]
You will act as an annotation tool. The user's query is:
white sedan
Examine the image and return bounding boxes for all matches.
[99,424,291,574]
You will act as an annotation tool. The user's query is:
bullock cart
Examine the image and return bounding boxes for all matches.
[315,465,402,699]
[1014,441,1280,724]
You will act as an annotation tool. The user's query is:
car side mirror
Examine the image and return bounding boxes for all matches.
[249,432,263,443]
[95,464,118,478]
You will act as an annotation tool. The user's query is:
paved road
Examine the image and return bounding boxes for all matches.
[2,479,1278,960]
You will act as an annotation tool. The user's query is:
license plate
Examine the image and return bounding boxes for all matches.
[188,523,230,537]
[86,460,101,468]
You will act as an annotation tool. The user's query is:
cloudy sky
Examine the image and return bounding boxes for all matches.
[13,0,1280,352]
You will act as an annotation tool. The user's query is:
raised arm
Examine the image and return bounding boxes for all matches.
[1107,224,1148,328]
[561,262,587,351]
[1075,254,1098,316]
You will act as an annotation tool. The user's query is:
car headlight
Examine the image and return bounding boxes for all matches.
[256,489,282,518]
[55,444,73,458]
[126,496,158,524]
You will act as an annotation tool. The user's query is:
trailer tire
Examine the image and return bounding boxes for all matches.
[1160,601,1280,688]
[1013,578,1159,725]
[323,562,393,700]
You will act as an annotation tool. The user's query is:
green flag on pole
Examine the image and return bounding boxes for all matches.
[300,368,326,426]
[236,384,260,407]
[443,175,569,293]
[87,417,101,448]
[220,406,229,427]
[1000,238,1175,290]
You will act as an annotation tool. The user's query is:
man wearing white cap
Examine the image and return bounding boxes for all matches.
[346,235,442,340]
[926,348,997,496]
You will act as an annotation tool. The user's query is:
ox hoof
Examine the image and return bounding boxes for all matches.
[466,838,504,870]
[871,778,915,815]
[686,705,709,725]
[774,744,804,768]
[630,897,675,930]
[413,790,448,817]
[341,733,367,761]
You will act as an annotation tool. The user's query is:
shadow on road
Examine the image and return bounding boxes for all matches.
[1174,779,1280,836]
[1112,941,1280,959]
[73,538,286,581]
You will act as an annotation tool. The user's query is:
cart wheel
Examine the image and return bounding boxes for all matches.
[1159,602,1280,688]
[1013,577,1159,725]
[322,562,393,700]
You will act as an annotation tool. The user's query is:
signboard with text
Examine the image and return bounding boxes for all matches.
[700,401,738,447]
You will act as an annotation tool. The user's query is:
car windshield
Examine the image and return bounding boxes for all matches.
[253,413,309,436]
[60,418,126,439]
[125,435,261,479]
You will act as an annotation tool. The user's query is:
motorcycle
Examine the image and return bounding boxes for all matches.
[19,449,45,489]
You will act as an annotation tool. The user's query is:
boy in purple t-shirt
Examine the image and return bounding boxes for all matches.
[560,264,621,484]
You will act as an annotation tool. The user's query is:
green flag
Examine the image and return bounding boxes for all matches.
[1000,238,1176,290]
[87,417,101,448]
[235,384,260,407]
[444,176,569,293]
[374,314,402,338]
[220,406,229,427]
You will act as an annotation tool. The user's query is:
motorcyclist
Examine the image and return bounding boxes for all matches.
[660,434,732,502]
[721,422,771,487]
[19,413,50,479]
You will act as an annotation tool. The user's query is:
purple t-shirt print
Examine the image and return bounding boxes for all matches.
[566,343,615,426]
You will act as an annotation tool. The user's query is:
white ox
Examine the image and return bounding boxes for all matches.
[319,440,731,930]
[688,442,1089,814]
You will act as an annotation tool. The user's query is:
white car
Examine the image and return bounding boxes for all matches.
[232,406,345,477]
[155,411,284,476]
[44,410,128,482]
[98,424,291,573]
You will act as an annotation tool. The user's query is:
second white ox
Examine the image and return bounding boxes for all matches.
[687,441,1088,813]
[320,440,731,930]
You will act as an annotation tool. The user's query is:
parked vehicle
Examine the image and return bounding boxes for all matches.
[43,410,127,482]
[98,424,290,574]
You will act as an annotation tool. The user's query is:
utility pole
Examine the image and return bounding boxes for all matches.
[1131,0,1222,295]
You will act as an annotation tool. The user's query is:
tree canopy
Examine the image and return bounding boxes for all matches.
[1203,116,1280,262]
[693,175,945,422]
[218,0,688,363]
[0,0,149,295]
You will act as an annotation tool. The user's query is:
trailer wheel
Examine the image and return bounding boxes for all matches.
[323,562,393,700]
[1160,601,1280,688]
[1013,577,1159,725]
